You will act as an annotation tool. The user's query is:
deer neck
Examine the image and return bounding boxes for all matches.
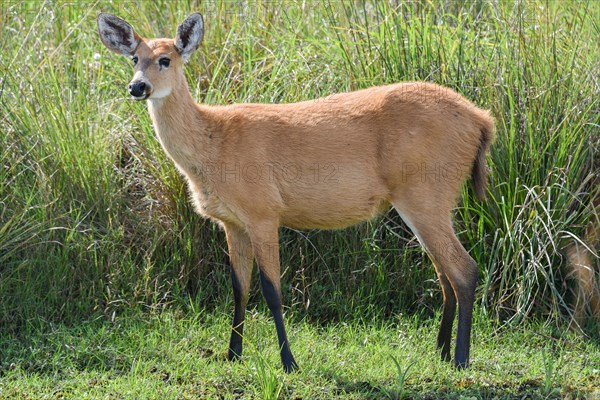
[147,75,211,172]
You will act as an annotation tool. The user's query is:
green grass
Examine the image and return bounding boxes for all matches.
[1,309,599,399]
[0,0,599,397]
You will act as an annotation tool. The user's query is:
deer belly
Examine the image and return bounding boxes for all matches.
[280,190,391,230]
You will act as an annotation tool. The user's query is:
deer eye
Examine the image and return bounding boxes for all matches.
[159,58,171,68]
[132,56,138,65]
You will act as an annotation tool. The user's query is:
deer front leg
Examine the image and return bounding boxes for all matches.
[248,221,299,373]
[224,223,254,361]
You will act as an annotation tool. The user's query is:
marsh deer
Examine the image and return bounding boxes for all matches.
[98,12,495,371]
[565,192,600,329]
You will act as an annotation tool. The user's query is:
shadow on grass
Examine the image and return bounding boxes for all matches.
[321,370,593,400]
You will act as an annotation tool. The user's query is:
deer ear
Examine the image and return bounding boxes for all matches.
[175,13,204,62]
[97,13,141,55]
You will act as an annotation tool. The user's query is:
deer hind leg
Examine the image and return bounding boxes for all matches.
[437,273,457,361]
[393,202,478,369]
[247,220,299,373]
[224,223,254,361]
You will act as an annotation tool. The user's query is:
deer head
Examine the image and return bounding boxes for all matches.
[97,12,204,100]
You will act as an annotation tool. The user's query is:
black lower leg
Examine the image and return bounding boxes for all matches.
[259,271,298,373]
[437,302,456,361]
[454,268,477,369]
[437,279,456,362]
[454,296,474,369]
[228,266,247,361]
[228,305,245,360]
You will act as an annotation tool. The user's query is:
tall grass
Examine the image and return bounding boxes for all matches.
[0,0,598,339]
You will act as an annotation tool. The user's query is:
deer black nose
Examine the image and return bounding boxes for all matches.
[128,81,147,97]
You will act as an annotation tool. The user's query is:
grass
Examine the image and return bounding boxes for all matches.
[0,0,599,397]
[1,309,599,399]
